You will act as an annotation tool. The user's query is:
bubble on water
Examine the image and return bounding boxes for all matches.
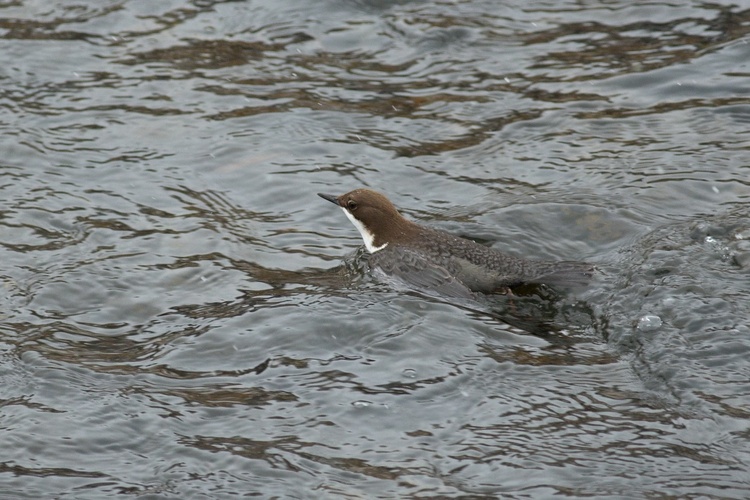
[402,368,417,379]
[352,400,372,408]
[637,315,662,332]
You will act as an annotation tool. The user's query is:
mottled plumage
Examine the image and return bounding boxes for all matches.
[319,188,593,297]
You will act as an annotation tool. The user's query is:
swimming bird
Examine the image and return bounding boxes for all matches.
[318,188,594,298]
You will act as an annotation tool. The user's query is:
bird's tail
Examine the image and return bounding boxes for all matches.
[526,261,595,288]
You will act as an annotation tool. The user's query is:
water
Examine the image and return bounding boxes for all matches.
[1,0,749,498]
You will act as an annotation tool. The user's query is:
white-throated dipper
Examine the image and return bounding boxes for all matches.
[318,188,594,297]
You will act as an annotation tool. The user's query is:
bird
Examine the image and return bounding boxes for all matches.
[318,188,594,298]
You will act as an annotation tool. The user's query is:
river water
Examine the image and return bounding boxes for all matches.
[1,0,749,498]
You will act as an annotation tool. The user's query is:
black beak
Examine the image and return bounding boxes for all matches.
[317,193,340,206]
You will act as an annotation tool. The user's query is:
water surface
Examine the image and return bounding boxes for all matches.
[1,0,749,498]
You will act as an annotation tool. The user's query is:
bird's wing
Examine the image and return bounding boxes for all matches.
[368,247,476,300]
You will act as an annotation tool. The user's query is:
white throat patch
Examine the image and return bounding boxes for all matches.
[342,208,388,253]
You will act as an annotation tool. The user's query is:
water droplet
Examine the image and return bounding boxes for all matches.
[637,315,662,332]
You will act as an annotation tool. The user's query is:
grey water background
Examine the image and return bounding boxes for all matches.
[1,0,749,498]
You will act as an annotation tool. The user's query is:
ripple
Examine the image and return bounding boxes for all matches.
[2,0,750,497]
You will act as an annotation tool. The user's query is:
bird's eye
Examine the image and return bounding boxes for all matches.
[347,200,357,210]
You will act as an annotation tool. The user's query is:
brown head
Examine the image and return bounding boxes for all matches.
[317,189,415,252]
